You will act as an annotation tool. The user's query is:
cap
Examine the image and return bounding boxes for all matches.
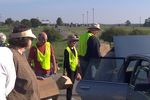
[9,29,36,39]
[67,34,79,42]
[88,23,101,30]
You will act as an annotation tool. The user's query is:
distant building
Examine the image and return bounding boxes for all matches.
[41,19,50,26]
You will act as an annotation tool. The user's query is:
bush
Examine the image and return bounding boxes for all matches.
[101,27,128,43]
[129,29,149,35]
[43,27,63,42]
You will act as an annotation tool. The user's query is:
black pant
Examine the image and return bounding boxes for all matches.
[66,70,76,100]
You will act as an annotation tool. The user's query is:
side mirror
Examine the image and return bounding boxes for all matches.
[134,83,150,92]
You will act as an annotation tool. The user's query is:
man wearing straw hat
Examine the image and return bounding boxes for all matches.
[7,25,40,100]
[78,23,102,79]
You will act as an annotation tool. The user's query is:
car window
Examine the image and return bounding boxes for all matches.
[135,68,148,84]
[126,60,137,72]
[94,58,124,81]
[94,58,116,81]
[131,60,150,85]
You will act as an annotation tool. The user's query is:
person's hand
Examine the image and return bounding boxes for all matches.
[37,76,45,80]
[76,73,82,81]
[53,70,57,75]
[62,69,66,76]
[62,73,66,76]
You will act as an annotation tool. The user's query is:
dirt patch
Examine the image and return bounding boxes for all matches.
[100,42,111,57]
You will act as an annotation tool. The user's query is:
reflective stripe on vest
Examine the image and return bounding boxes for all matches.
[37,42,51,70]
[66,47,78,71]
[78,32,93,56]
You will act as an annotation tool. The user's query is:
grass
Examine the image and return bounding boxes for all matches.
[2,25,150,73]
[52,41,67,68]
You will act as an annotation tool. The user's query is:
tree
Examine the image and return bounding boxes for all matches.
[21,19,31,27]
[30,18,41,28]
[143,17,150,27]
[125,20,131,26]
[5,18,14,26]
[13,20,21,26]
[56,17,63,26]
[43,27,63,42]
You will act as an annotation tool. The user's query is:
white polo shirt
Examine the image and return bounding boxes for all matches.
[0,47,16,100]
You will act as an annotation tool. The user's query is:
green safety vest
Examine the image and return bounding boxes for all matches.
[66,46,78,71]
[37,42,51,70]
[78,32,93,56]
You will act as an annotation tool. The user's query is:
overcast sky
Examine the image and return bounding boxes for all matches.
[0,0,149,24]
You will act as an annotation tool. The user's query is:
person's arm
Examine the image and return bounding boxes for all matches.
[28,47,36,68]
[50,45,57,74]
[63,49,69,75]
[75,56,82,80]
[0,64,7,100]
[0,48,16,100]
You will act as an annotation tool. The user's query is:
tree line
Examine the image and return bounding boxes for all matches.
[2,17,64,28]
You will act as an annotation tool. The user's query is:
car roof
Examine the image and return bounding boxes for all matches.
[126,54,150,61]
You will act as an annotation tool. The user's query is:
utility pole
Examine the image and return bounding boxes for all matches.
[86,11,88,25]
[82,14,84,25]
[0,13,1,23]
[92,8,95,24]
[140,17,141,27]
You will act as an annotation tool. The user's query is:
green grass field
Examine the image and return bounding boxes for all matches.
[1,25,150,72]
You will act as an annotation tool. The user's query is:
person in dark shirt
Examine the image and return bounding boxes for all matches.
[78,23,102,79]
[85,35,101,61]
[63,34,81,100]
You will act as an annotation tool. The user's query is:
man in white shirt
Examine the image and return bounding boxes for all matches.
[0,47,16,100]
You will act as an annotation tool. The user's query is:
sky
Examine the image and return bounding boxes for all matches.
[0,0,149,24]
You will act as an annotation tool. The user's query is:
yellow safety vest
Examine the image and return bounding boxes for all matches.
[37,42,51,70]
[66,46,78,71]
[78,32,93,56]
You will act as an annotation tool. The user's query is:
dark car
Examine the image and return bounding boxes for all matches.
[76,54,150,100]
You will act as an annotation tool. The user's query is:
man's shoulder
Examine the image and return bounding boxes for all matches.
[88,35,96,40]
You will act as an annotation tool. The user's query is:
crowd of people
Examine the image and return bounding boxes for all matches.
[0,23,102,100]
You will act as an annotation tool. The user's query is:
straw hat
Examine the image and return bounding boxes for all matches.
[88,23,101,30]
[9,29,36,39]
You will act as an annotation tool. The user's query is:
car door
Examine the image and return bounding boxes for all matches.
[76,57,128,100]
[126,58,150,100]
[76,80,128,100]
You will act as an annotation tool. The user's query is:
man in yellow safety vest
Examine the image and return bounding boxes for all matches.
[78,23,102,79]
[63,34,81,100]
[28,32,57,77]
